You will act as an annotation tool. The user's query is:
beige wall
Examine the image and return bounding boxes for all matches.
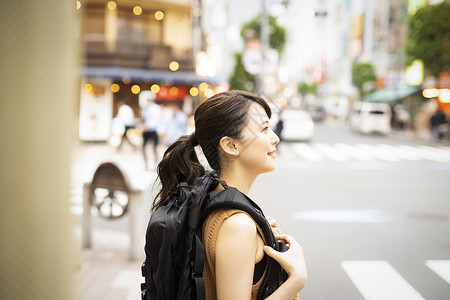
[0,1,78,299]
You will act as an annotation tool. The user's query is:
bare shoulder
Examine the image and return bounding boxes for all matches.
[221,212,256,236]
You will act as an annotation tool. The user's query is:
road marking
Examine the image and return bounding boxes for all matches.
[398,145,450,162]
[283,143,450,163]
[356,144,401,161]
[345,162,391,170]
[376,144,422,161]
[292,143,324,161]
[313,143,350,161]
[341,260,425,300]
[335,143,376,161]
[291,209,393,223]
[419,146,450,160]
[426,260,450,284]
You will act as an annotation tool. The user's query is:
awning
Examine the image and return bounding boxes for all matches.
[82,66,223,85]
[367,86,420,103]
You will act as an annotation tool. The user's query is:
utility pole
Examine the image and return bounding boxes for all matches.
[257,0,269,96]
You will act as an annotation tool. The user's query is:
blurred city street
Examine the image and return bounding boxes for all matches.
[72,120,450,300]
[3,0,450,299]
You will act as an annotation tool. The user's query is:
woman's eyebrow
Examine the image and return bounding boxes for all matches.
[259,120,270,126]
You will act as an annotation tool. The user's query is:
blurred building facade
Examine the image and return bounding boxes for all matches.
[200,0,448,128]
[78,0,221,141]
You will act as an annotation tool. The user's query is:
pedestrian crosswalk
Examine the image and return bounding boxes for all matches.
[341,260,450,300]
[280,143,450,163]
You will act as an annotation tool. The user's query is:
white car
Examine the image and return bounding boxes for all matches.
[350,102,391,135]
[280,110,315,141]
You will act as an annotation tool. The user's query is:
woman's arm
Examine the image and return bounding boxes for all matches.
[215,214,307,300]
[215,213,261,299]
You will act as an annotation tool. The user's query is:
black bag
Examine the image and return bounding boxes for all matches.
[141,172,288,300]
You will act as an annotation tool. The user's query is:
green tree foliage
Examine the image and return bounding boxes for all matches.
[229,53,257,92]
[406,1,450,77]
[240,15,287,53]
[352,62,377,96]
[298,82,318,96]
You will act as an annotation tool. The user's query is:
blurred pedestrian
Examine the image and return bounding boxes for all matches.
[148,90,306,299]
[394,105,410,131]
[116,99,136,150]
[163,103,188,147]
[142,97,162,170]
[430,108,446,140]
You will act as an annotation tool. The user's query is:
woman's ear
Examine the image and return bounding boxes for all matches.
[219,136,239,157]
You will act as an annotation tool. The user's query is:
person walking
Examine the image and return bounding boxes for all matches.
[142,97,162,170]
[163,103,188,147]
[116,99,136,150]
[148,90,307,299]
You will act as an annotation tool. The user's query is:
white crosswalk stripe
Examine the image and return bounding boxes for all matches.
[376,144,422,161]
[283,143,450,162]
[342,260,450,299]
[426,260,450,284]
[335,143,376,161]
[292,143,325,161]
[313,143,350,161]
[398,145,450,162]
[342,260,425,300]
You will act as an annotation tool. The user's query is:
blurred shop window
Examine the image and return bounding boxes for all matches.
[117,17,145,43]
[84,7,105,41]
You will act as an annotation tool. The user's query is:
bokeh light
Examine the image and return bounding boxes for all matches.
[111,83,120,93]
[170,87,179,96]
[189,87,199,97]
[85,83,93,93]
[131,85,141,94]
[107,1,116,10]
[155,11,164,21]
[133,6,142,16]
[122,76,131,84]
[169,61,179,71]
[151,84,160,93]
[199,82,208,92]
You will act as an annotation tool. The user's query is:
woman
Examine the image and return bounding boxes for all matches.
[153,90,307,299]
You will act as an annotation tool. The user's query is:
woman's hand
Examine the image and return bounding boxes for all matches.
[263,234,307,291]
[266,216,282,235]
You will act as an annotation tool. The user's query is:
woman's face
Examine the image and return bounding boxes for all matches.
[235,102,279,175]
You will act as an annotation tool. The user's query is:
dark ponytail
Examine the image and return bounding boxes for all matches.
[152,90,271,211]
[152,135,204,211]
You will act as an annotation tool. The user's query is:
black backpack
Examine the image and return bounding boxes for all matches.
[141,172,288,300]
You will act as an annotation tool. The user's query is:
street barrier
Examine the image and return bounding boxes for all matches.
[82,162,147,260]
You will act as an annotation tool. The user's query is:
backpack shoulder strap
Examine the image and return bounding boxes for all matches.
[201,188,277,249]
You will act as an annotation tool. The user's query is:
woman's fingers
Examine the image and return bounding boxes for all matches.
[264,234,307,289]
[275,234,299,247]
[266,216,282,234]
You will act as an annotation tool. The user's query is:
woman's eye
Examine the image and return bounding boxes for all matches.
[262,126,269,132]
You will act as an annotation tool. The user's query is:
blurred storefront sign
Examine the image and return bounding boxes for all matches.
[348,14,364,58]
[405,59,424,86]
[83,66,220,86]
[79,78,113,141]
[367,86,420,103]
[155,86,188,100]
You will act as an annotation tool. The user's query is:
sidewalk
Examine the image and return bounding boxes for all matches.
[72,141,160,300]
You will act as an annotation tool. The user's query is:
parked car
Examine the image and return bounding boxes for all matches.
[280,110,315,141]
[349,102,391,135]
[309,105,326,122]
